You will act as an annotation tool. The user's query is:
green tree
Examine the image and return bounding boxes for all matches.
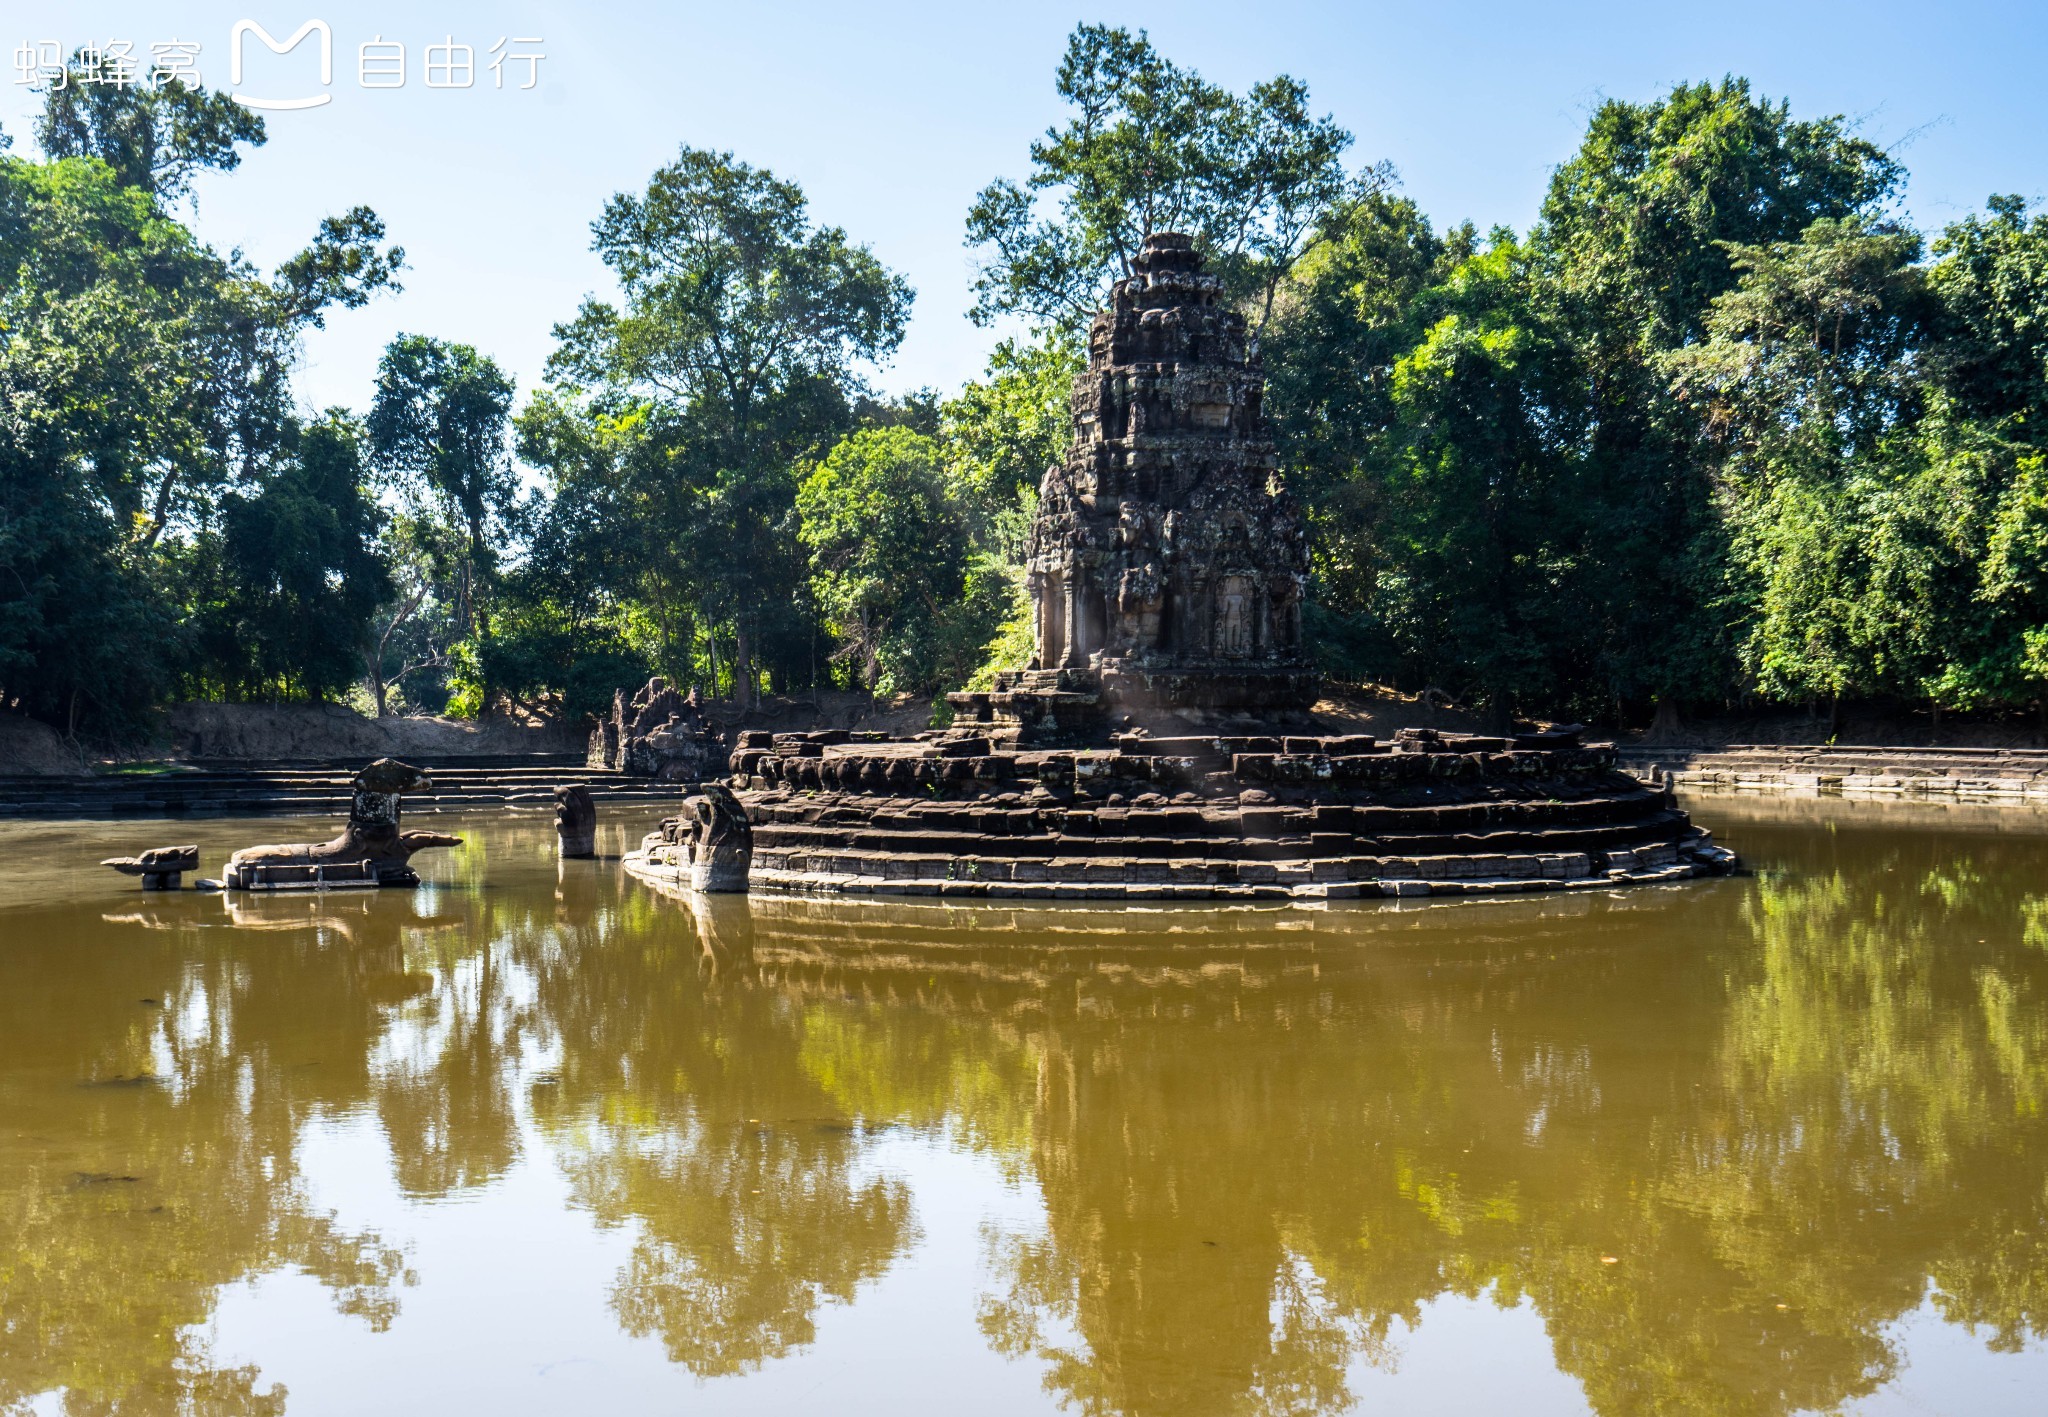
[1664,219,1931,713]
[182,412,393,702]
[542,147,912,707]
[1263,188,1467,675]
[367,335,519,715]
[35,57,264,202]
[796,427,1005,694]
[939,335,1080,561]
[1536,78,1905,718]
[1377,239,1593,723]
[967,23,1366,336]
[1932,196,2048,441]
[0,91,400,736]
[359,514,465,717]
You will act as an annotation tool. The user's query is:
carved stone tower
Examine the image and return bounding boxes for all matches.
[1014,231,1315,726]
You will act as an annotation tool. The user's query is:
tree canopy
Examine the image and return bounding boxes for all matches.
[7,31,2048,742]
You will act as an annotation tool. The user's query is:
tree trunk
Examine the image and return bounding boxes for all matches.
[1648,696,1683,744]
[732,621,755,711]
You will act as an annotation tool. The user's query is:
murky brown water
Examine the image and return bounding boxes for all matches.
[3,797,2048,1416]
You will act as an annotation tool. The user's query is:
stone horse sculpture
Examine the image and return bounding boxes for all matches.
[221,758,461,890]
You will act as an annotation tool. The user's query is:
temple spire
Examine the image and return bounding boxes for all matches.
[1020,232,1315,723]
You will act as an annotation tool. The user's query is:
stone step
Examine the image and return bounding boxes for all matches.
[746,811,1686,863]
[712,849,1701,902]
[0,762,684,818]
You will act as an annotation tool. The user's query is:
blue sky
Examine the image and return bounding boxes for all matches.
[4,2,2043,417]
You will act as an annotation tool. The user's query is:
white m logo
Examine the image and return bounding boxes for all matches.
[230,19,332,110]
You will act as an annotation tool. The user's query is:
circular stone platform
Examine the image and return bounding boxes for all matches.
[622,725,1737,902]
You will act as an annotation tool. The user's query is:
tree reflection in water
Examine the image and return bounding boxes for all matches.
[519,885,920,1376]
[1,809,2045,1414]
[0,890,425,1415]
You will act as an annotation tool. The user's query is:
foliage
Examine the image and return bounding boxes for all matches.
[938,334,1079,560]
[0,77,400,736]
[1262,75,1991,725]
[178,412,392,702]
[36,60,266,202]
[796,427,1006,694]
[966,23,1369,336]
[537,146,913,707]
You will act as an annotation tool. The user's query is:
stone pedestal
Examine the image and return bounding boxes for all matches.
[103,844,199,892]
[554,785,596,858]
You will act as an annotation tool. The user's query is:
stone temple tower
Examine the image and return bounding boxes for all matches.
[982,231,1316,736]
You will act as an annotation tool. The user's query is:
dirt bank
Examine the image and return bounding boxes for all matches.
[165,703,583,761]
[0,715,83,776]
[1625,706,2048,751]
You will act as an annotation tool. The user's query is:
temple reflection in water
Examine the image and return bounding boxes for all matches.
[3,805,2047,1414]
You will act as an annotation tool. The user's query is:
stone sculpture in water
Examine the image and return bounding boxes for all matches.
[220,758,460,890]
[630,782,754,892]
[102,844,199,891]
[555,785,596,858]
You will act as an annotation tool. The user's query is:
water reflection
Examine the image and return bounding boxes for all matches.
[0,891,419,1415]
[1,807,2045,1413]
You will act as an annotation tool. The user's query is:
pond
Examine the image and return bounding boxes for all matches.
[3,797,2046,1415]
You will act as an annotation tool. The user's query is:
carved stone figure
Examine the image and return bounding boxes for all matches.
[588,676,730,781]
[959,231,1316,731]
[554,785,596,858]
[683,783,753,891]
[102,844,198,891]
[630,782,753,892]
[221,758,461,890]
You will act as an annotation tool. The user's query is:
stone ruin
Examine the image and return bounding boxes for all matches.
[622,234,1739,902]
[102,844,199,891]
[219,758,460,890]
[555,784,596,858]
[588,677,729,781]
[631,782,753,892]
[953,230,1315,740]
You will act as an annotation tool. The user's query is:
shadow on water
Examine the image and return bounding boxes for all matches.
[1,800,2046,1413]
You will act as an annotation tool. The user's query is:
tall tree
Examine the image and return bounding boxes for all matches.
[0,79,400,736]
[796,427,1005,694]
[939,335,1081,562]
[966,24,1367,337]
[1537,78,1905,716]
[183,412,393,701]
[1263,189,1467,674]
[1664,219,1932,716]
[36,57,265,202]
[1930,195,2048,443]
[543,147,912,707]
[367,335,519,658]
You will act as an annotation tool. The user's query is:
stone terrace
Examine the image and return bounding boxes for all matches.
[653,726,1733,901]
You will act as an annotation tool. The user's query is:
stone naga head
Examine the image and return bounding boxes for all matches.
[685,782,752,892]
